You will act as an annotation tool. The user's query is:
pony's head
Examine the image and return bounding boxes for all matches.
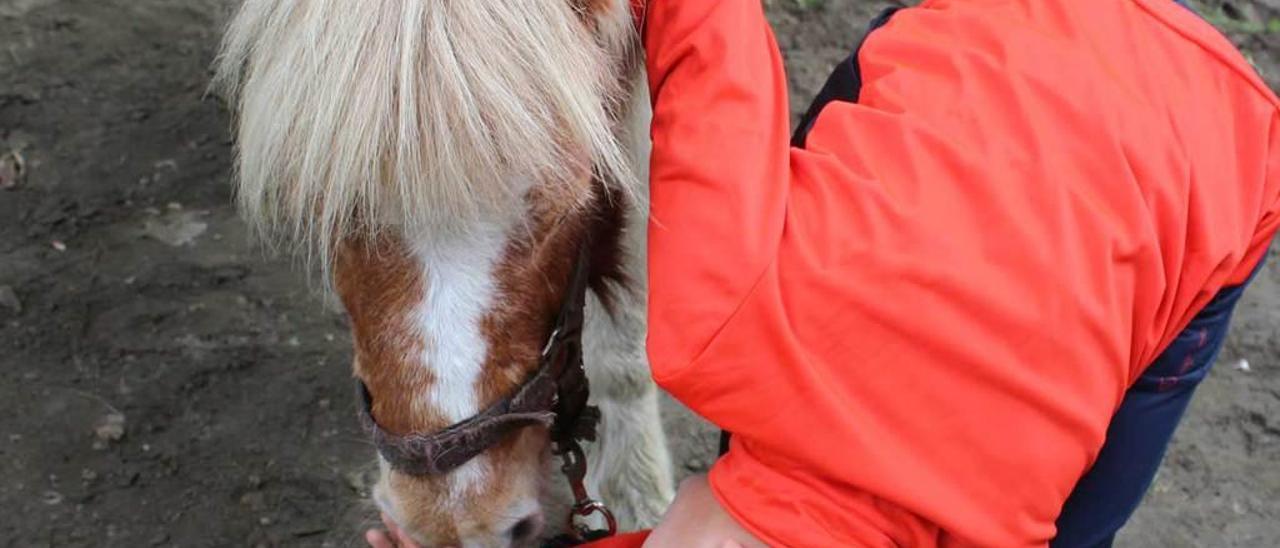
[215,0,645,545]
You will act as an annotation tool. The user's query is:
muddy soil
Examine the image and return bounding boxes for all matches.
[0,1,1276,546]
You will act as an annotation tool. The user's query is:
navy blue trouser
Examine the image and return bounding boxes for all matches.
[1051,258,1263,547]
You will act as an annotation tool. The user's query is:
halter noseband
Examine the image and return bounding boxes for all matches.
[356,242,615,540]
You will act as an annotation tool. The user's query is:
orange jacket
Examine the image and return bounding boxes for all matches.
[643,0,1280,546]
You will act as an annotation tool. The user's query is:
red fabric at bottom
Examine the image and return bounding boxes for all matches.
[577,531,651,548]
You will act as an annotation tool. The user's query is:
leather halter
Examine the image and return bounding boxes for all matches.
[356,243,599,477]
[355,241,616,538]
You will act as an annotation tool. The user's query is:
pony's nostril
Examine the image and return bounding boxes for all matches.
[507,513,544,543]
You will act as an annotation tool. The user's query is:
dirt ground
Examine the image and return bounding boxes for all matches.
[0,0,1277,546]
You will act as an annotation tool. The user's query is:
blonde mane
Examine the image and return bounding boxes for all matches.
[213,0,640,271]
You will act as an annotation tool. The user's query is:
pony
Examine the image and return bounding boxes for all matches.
[213,0,675,545]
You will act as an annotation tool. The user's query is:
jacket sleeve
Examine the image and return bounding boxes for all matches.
[643,0,792,385]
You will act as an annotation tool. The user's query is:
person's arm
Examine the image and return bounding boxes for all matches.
[643,0,792,383]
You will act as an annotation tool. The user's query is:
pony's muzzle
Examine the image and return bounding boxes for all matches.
[506,512,545,545]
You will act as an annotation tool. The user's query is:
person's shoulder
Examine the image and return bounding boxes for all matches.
[1129,0,1280,109]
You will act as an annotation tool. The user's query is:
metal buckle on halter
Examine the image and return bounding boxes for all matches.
[541,326,564,359]
[555,440,618,541]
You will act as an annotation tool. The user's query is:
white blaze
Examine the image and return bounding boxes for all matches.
[410,216,517,491]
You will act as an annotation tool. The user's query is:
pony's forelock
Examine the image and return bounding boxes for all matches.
[213,0,640,276]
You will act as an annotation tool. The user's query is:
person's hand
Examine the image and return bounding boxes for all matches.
[365,513,425,548]
[642,475,766,548]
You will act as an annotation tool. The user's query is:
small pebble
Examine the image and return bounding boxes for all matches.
[0,150,25,190]
[1233,359,1251,372]
[94,413,126,442]
[0,286,21,314]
